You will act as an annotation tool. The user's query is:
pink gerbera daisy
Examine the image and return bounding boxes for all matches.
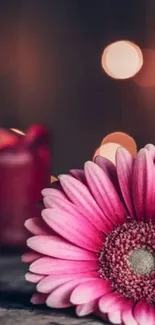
[23,144,155,325]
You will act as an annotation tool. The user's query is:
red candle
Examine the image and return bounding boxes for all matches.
[0,125,50,250]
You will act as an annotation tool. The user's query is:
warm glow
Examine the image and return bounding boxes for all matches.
[93,142,122,164]
[0,129,17,148]
[102,40,143,79]
[50,175,57,183]
[10,128,25,135]
[134,49,155,87]
[101,132,137,156]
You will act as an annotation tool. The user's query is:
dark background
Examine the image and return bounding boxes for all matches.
[0,0,155,174]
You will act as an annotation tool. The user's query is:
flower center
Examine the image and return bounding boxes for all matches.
[128,248,155,275]
[99,221,155,303]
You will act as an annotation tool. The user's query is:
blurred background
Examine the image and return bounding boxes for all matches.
[0,0,155,174]
[1,1,155,318]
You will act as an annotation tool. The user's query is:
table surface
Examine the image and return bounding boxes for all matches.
[0,255,107,325]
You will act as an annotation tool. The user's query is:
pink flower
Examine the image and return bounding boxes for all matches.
[23,144,155,325]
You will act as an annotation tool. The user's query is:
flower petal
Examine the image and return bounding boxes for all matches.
[122,304,138,325]
[37,271,99,293]
[94,156,118,187]
[95,309,108,322]
[84,161,127,225]
[43,192,108,233]
[42,208,103,252]
[145,144,155,159]
[132,149,155,221]
[43,191,76,211]
[95,155,123,205]
[46,278,94,308]
[70,169,86,183]
[99,292,126,313]
[70,279,112,304]
[27,235,97,261]
[25,217,51,235]
[116,148,135,218]
[25,272,44,283]
[30,257,98,275]
[42,187,66,199]
[21,252,41,263]
[31,292,47,304]
[43,192,84,218]
[59,174,106,230]
[76,299,98,317]
[134,299,155,325]
[43,191,108,232]
[108,311,122,324]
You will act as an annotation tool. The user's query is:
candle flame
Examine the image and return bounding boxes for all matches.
[10,128,25,136]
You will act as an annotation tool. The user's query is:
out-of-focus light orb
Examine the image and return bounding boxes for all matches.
[93,142,121,164]
[10,128,25,135]
[101,131,137,156]
[101,40,143,79]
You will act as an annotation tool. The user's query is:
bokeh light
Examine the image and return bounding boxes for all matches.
[102,40,143,79]
[93,142,121,164]
[101,131,137,156]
